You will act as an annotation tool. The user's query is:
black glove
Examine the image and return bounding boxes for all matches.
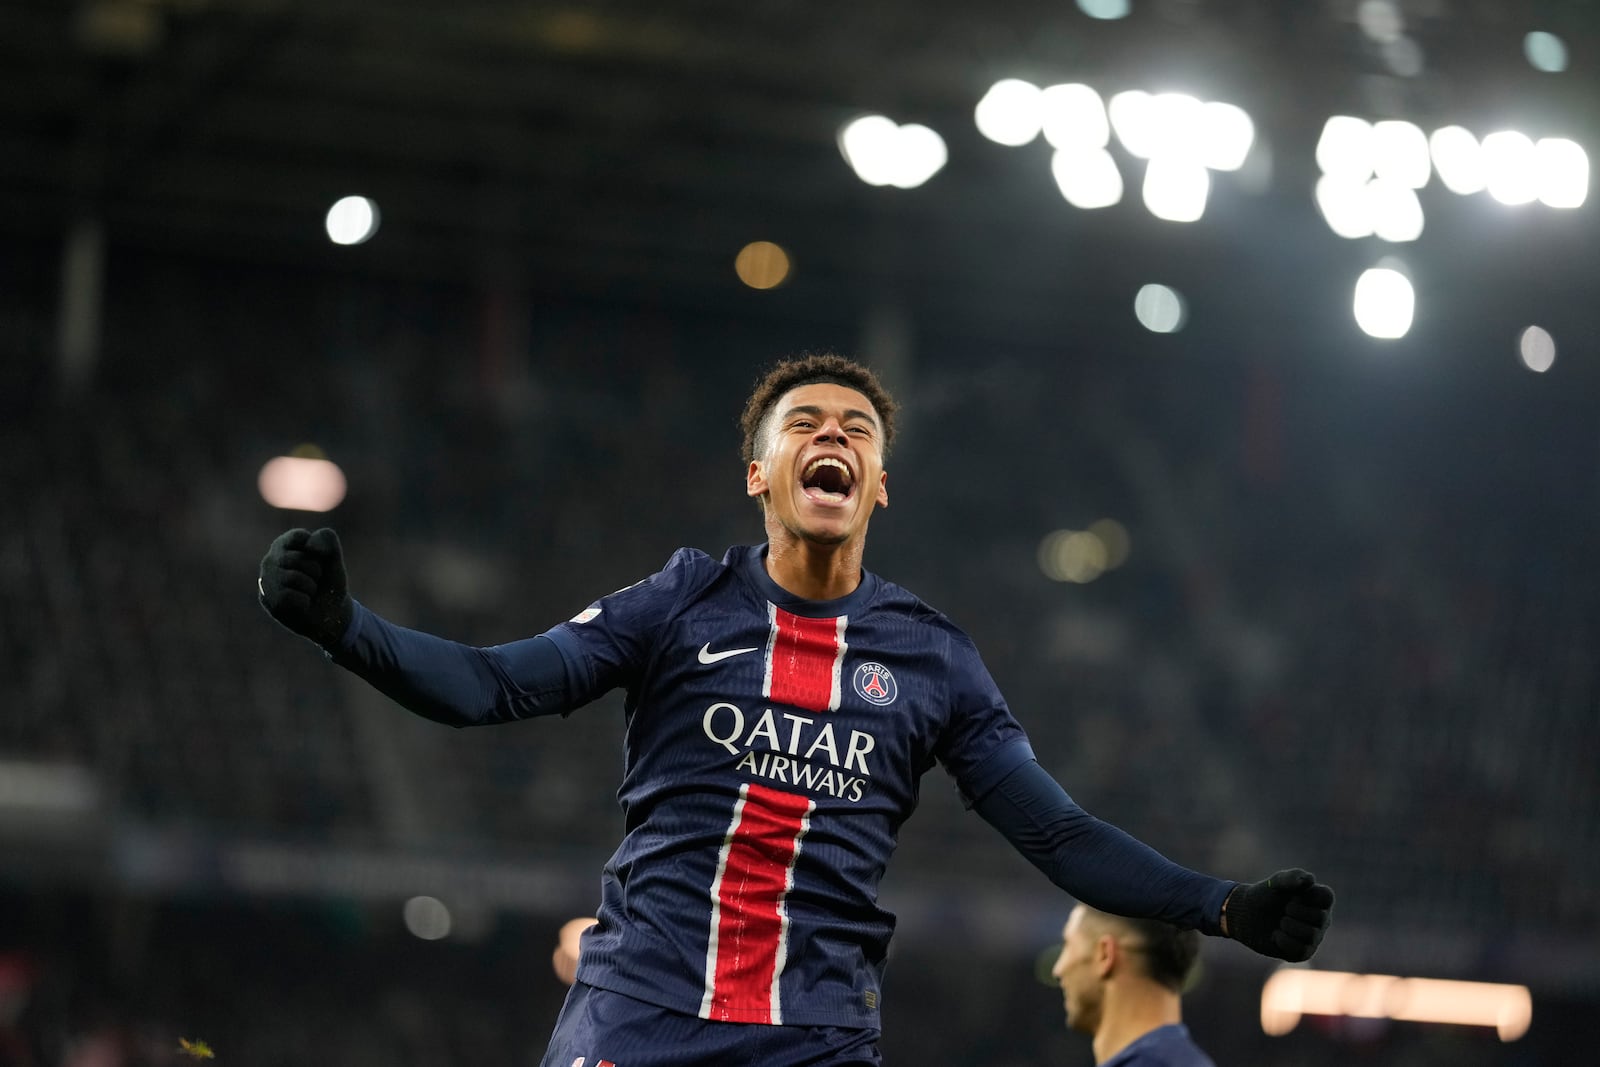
[258,527,354,649]
[1223,868,1334,962]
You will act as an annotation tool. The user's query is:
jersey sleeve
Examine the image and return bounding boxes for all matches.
[329,604,576,726]
[933,629,1036,807]
[539,547,711,702]
[973,760,1233,934]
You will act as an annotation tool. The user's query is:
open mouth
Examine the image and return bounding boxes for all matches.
[800,456,855,505]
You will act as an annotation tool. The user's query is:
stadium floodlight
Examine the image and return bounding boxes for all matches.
[1198,101,1254,171]
[1262,969,1532,1042]
[1315,174,1375,238]
[1429,126,1486,194]
[1372,120,1431,188]
[1040,83,1110,150]
[1524,31,1568,73]
[1133,284,1185,333]
[838,115,948,189]
[1367,178,1424,242]
[1076,0,1130,18]
[1145,92,1206,164]
[1316,116,1376,181]
[734,241,791,290]
[1142,157,1209,222]
[1050,146,1124,209]
[1519,325,1556,372]
[325,196,379,245]
[1535,138,1588,208]
[1481,130,1539,205]
[1088,518,1131,569]
[403,895,452,940]
[1356,0,1404,43]
[1037,529,1108,583]
[1353,267,1414,339]
[975,79,1044,147]
[258,453,348,512]
[1108,90,1159,159]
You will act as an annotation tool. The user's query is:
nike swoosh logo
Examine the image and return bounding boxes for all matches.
[698,643,759,664]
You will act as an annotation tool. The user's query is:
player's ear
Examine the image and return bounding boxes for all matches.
[1094,934,1117,979]
[747,459,769,500]
[875,469,888,509]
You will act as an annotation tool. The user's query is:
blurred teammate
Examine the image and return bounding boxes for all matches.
[552,917,598,987]
[258,352,1333,1066]
[1051,904,1215,1066]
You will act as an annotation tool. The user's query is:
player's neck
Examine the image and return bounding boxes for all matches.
[1092,989,1182,1065]
[763,531,865,602]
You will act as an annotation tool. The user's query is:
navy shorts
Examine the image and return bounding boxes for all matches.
[539,982,882,1067]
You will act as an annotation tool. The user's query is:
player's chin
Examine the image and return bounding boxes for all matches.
[799,524,852,546]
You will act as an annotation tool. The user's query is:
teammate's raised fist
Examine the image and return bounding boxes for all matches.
[258,526,353,648]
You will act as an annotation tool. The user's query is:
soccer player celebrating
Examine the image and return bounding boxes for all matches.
[258,352,1333,1067]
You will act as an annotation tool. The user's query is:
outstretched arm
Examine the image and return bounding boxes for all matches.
[258,527,580,726]
[973,759,1333,961]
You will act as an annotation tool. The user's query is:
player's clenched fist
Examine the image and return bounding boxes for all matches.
[1222,868,1335,962]
[258,527,353,648]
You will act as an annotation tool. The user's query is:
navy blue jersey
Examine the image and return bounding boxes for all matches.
[1102,1024,1216,1067]
[540,545,1035,1029]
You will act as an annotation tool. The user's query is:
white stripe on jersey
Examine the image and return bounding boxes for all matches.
[768,801,812,1023]
[699,789,750,1020]
[829,615,848,712]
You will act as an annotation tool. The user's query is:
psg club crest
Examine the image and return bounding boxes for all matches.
[852,662,898,706]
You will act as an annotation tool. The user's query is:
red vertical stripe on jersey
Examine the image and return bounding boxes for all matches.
[701,782,815,1024]
[763,605,847,712]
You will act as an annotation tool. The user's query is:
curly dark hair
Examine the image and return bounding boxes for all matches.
[738,351,899,466]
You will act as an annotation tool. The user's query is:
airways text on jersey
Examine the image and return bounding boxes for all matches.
[701,606,877,803]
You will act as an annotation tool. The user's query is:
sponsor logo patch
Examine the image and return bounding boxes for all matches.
[570,606,602,624]
[851,662,897,706]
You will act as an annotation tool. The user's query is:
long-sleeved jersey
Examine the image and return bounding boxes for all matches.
[329,544,1231,1031]
[544,544,1031,1028]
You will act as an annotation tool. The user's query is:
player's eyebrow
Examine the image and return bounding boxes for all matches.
[781,404,879,431]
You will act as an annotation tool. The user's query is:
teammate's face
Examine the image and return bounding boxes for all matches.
[1051,906,1104,1035]
[746,382,888,546]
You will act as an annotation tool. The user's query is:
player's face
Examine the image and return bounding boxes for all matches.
[1051,906,1103,1035]
[746,382,889,546]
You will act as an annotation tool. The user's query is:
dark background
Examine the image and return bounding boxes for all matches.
[2,1,1598,1064]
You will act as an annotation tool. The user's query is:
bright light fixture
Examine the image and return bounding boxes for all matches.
[1198,101,1254,171]
[1142,158,1209,222]
[1262,969,1532,1042]
[258,454,348,512]
[1429,126,1486,194]
[1519,326,1555,372]
[975,79,1044,147]
[1316,116,1376,181]
[1535,137,1588,208]
[1482,130,1539,205]
[1134,284,1185,332]
[838,115,948,189]
[1372,120,1430,188]
[1315,174,1374,239]
[1050,146,1124,209]
[325,196,379,245]
[1353,267,1414,339]
[1040,83,1109,150]
[1524,31,1568,73]
[1367,178,1424,242]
